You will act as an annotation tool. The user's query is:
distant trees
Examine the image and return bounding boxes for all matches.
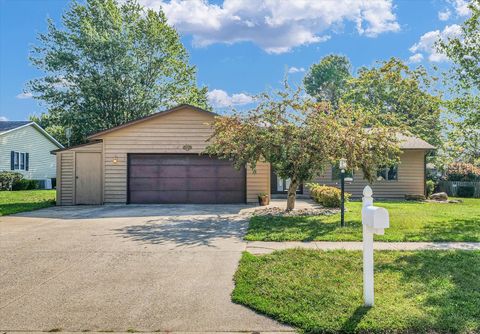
[437,1,480,166]
[28,0,209,146]
[304,56,442,148]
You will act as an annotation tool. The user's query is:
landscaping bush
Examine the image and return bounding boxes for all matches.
[12,179,40,191]
[457,185,475,198]
[426,180,435,197]
[307,183,351,208]
[446,162,480,181]
[0,172,24,191]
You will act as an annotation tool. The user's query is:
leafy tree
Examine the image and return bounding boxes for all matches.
[303,54,352,107]
[437,1,480,165]
[205,85,401,211]
[343,58,442,147]
[28,0,209,146]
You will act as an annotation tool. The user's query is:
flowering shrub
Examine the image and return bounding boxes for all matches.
[307,183,351,208]
[446,162,480,181]
[0,172,24,191]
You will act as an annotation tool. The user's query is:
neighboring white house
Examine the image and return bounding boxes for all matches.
[0,121,63,188]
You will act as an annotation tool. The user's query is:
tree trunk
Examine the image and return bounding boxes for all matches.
[286,178,298,211]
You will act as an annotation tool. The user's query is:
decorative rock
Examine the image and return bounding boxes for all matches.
[250,206,339,217]
[405,194,426,201]
[429,192,448,201]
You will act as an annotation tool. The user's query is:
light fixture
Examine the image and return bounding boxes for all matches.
[339,158,347,171]
[112,155,118,164]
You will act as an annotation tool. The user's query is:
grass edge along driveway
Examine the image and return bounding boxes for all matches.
[232,249,480,334]
[0,190,56,216]
[246,198,480,242]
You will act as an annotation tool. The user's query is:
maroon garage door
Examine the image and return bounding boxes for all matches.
[128,154,246,204]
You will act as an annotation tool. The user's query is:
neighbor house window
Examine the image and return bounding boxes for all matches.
[20,153,25,170]
[10,151,29,171]
[377,165,398,181]
[14,152,19,169]
[332,165,353,181]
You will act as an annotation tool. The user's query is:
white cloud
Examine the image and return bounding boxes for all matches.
[140,0,400,54]
[450,0,471,16]
[409,24,462,62]
[408,53,424,63]
[16,92,33,99]
[288,66,305,74]
[207,89,254,108]
[0,116,8,121]
[438,9,451,21]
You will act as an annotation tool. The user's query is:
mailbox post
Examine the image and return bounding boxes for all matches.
[361,185,389,307]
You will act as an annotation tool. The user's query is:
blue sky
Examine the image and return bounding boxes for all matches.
[0,0,471,121]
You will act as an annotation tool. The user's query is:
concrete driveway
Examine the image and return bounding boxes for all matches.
[0,205,291,333]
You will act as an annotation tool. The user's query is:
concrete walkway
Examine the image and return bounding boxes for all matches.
[247,241,480,254]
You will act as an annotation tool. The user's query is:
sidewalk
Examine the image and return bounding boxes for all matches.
[246,241,480,254]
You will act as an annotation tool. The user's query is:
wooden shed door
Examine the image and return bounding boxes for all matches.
[75,152,102,205]
[128,154,246,204]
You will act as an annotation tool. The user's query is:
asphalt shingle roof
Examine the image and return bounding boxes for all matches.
[0,121,32,132]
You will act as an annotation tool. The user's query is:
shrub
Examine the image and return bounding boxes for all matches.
[0,171,23,190]
[457,186,475,198]
[307,183,351,208]
[446,162,480,181]
[426,180,435,197]
[12,179,40,191]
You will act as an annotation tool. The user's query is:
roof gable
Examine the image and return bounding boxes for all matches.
[88,104,217,139]
[0,121,64,148]
[0,121,32,132]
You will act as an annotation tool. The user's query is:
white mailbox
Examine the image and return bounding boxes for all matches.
[361,185,390,307]
[362,206,389,235]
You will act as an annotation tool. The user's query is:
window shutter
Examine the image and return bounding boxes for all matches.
[25,153,29,171]
[10,151,14,170]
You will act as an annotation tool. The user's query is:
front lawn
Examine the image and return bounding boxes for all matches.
[246,198,480,242]
[233,249,480,333]
[0,190,56,216]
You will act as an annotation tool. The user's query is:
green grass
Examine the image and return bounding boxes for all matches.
[233,249,480,333]
[0,190,56,216]
[246,198,480,242]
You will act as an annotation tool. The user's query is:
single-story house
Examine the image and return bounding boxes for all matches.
[53,104,434,205]
[1,121,64,188]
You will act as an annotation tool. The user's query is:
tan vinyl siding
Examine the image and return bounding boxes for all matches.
[97,106,267,203]
[0,125,59,180]
[56,142,102,205]
[58,151,74,205]
[246,162,271,203]
[308,150,426,198]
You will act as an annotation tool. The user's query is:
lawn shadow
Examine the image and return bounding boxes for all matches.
[340,306,371,333]
[113,215,248,248]
[377,251,480,333]
[418,218,480,242]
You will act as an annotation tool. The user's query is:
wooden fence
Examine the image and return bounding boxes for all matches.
[438,181,480,198]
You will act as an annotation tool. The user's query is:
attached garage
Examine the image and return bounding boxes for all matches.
[128,154,246,204]
[53,104,270,205]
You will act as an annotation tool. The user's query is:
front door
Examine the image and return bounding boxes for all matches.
[75,152,102,205]
[270,170,303,194]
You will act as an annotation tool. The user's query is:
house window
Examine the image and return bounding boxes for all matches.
[11,151,28,171]
[14,152,19,169]
[332,165,353,181]
[377,165,398,181]
[20,153,25,170]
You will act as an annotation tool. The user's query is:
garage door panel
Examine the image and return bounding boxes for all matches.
[158,166,188,178]
[130,165,158,178]
[188,166,217,178]
[217,165,242,177]
[217,177,244,190]
[128,154,245,204]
